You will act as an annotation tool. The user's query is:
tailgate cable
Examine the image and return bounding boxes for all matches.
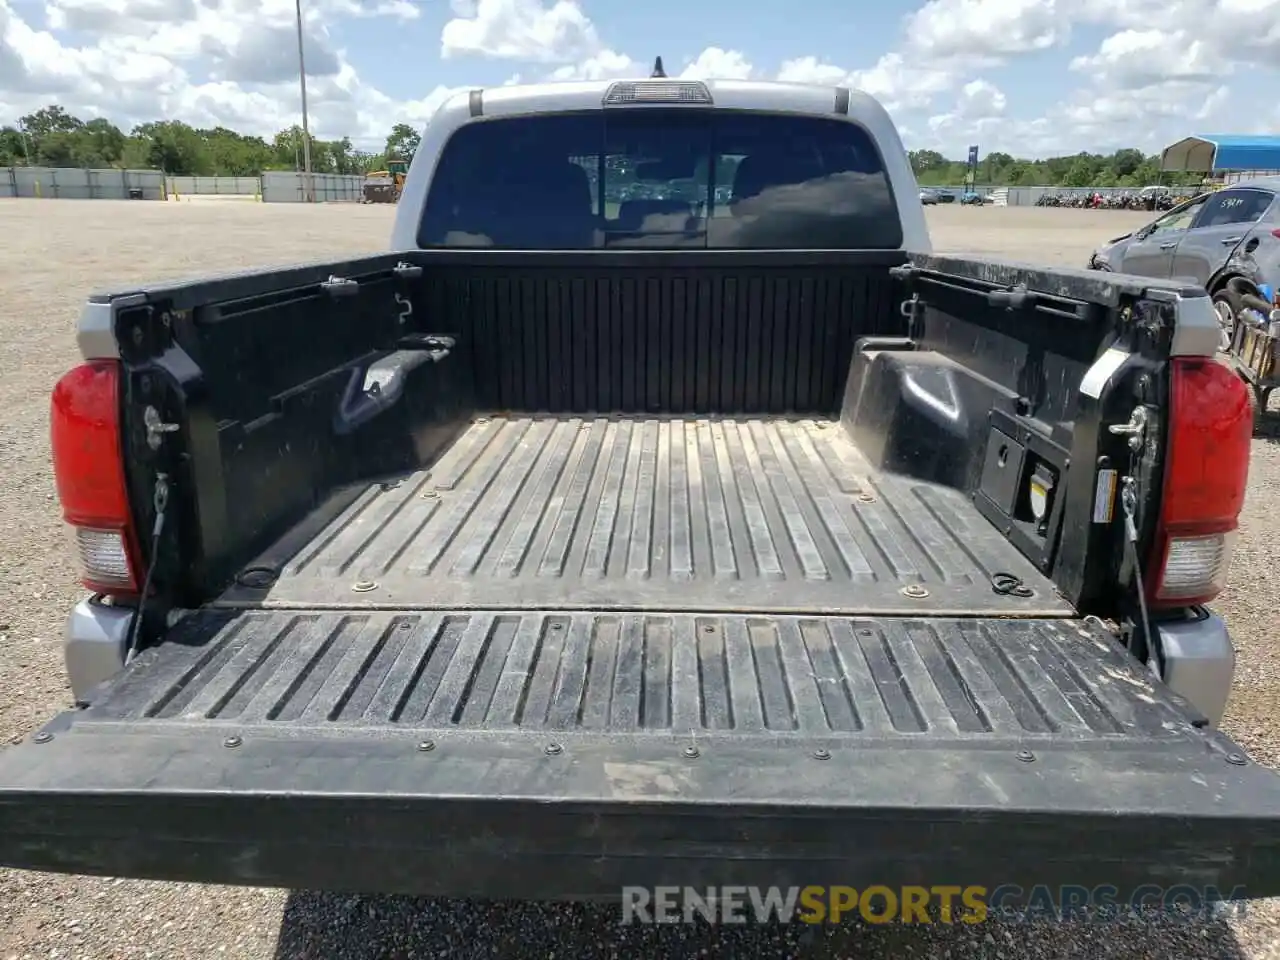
[125,473,170,665]
[1119,476,1160,678]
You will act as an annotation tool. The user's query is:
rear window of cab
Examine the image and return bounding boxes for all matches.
[419,110,903,250]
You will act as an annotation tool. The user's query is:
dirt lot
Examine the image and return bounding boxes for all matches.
[0,199,1276,959]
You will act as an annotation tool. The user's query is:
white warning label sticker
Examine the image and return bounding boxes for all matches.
[1093,468,1118,524]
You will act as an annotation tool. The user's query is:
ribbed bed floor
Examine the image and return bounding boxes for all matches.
[223,416,1069,616]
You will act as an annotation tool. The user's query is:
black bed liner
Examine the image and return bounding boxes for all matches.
[2,608,1279,899]
[72,611,1187,736]
[221,415,1071,616]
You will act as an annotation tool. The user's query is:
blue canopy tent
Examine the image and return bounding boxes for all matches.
[1161,135,1280,173]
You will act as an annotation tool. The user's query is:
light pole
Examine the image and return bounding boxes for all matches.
[294,0,314,202]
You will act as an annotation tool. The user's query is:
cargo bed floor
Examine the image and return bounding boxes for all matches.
[224,416,1070,616]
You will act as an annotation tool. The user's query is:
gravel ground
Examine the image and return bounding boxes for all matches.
[0,199,1276,959]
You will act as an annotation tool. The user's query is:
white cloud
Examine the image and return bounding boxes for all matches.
[1069,29,1215,87]
[776,56,849,86]
[441,0,600,62]
[0,0,447,147]
[3,0,1277,162]
[847,53,956,114]
[677,47,752,80]
[3,1,185,105]
[773,0,1053,125]
[1059,80,1232,131]
[1075,0,1178,27]
[904,0,1065,61]
[928,78,1007,133]
[41,0,349,85]
[1203,0,1280,66]
[959,78,1007,116]
[547,43,752,84]
[777,52,956,117]
[327,0,420,19]
[1049,9,1255,150]
[549,48,635,81]
[203,23,342,85]
[769,0,1278,153]
[44,0,197,33]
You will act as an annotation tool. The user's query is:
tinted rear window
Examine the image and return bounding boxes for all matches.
[419,110,901,249]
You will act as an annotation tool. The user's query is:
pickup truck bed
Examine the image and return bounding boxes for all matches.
[223,414,1068,616]
[6,249,1280,903]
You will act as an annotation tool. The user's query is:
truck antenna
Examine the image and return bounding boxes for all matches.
[651,56,667,78]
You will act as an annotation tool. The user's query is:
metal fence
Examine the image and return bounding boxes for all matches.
[5,168,1201,209]
[167,176,260,196]
[928,184,1201,207]
[261,171,364,203]
[3,167,166,200]
[1,168,361,202]
[1005,186,1199,207]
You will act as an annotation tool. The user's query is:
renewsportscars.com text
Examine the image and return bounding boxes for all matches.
[621,885,1248,925]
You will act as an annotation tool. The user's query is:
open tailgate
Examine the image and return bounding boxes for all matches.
[2,609,1280,900]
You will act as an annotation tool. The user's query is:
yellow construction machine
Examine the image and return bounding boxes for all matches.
[362,157,409,203]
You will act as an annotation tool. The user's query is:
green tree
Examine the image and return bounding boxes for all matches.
[1062,156,1097,188]
[0,127,30,164]
[1109,148,1145,180]
[1007,162,1039,186]
[202,127,273,176]
[0,102,1209,190]
[328,136,357,174]
[384,123,421,164]
[352,150,384,173]
[119,137,154,169]
[908,149,947,175]
[20,104,83,138]
[72,118,126,167]
[983,151,1014,182]
[131,120,212,175]
[35,131,78,166]
[1041,156,1073,184]
[271,125,325,171]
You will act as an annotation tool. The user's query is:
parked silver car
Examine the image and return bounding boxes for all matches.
[1089,178,1280,346]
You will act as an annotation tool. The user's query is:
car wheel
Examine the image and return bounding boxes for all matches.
[1212,290,1242,354]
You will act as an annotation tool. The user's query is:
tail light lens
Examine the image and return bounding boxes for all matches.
[50,360,142,596]
[1147,358,1251,607]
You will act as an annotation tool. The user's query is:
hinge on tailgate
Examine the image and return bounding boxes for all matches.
[143,405,180,451]
[1107,405,1150,452]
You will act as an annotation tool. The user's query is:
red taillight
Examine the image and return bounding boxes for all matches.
[50,360,142,596]
[1146,357,1251,608]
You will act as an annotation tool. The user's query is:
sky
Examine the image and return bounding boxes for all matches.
[1,0,1278,159]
